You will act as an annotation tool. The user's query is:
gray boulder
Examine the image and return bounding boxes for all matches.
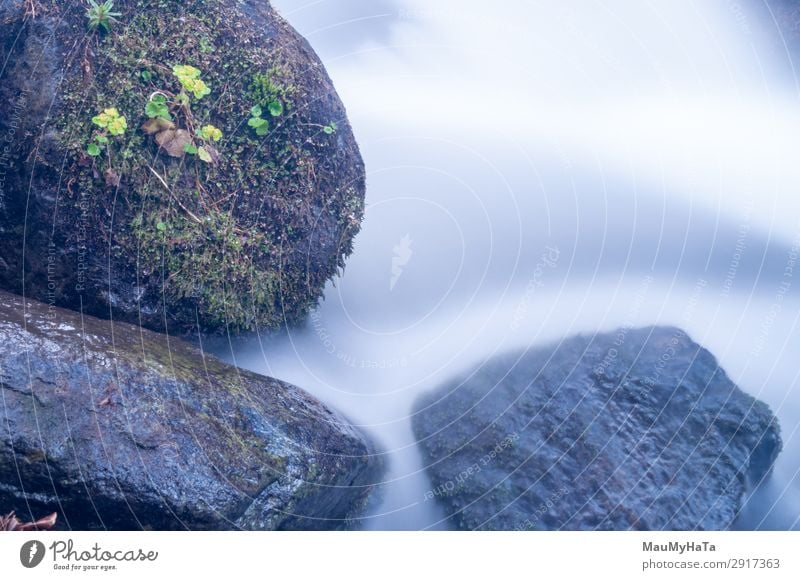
[413,327,781,530]
[0,291,381,530]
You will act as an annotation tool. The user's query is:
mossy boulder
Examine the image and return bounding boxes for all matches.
[0,0,365,333]
[0,290,382,530]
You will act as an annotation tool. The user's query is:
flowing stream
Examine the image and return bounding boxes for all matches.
[211,0,800,530]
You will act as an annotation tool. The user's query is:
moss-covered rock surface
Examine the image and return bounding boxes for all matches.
[0,0,365,333]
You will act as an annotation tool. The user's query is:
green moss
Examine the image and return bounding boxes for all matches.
[133,206,285,329]
[249,67,296,113]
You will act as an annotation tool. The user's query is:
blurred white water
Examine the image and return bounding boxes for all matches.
[212,1,800,529]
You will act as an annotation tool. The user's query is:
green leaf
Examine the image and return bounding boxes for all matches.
[197,147,213,163]
[192,82,211,99]
[156,221,167,232]
[268,100,283,117]
[95,135,109,144]
[141,70,152,82]
[248,117,266,129]
[199,125,222,142]
[86,143,101,157]
[323,125,335,135]
[250,105,262,118]
[183,143,198,155]
[256,124,269,136]
[172,64,201,80]
[145,98,171,120]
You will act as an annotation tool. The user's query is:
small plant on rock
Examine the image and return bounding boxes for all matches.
[301,120,338,136]
[87,106,126,156]
[92,107,127,138]
[87,107,127,185]
[250,69,293,120]
[86,0,121,33]
[141,65,221,164]
[173,64,211,101]
[184,124,223,163]
[248,105,270,137]
[199,124,223,142]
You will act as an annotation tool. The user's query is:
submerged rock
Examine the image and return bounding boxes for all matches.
[0,291,381,530]
[413,327,781,530]
[0,0,364,333]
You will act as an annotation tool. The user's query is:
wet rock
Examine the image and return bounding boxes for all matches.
[0,291,381,530]
[0,0,365,333]
[413,327,781,530]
